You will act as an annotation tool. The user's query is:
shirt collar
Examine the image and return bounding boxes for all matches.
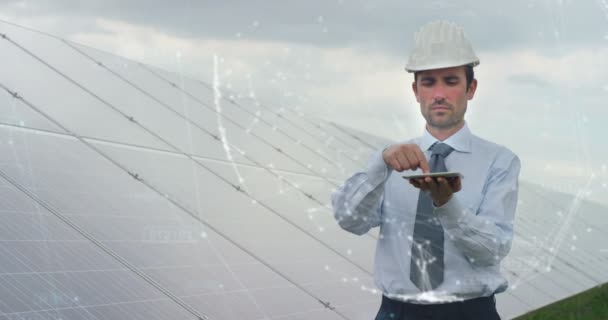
[420,122,472,153]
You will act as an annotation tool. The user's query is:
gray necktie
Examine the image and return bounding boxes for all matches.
[409,142,454,291]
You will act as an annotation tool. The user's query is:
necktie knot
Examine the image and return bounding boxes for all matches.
[430,142,454,158]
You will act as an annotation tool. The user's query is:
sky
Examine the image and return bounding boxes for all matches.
[1,0,608,202]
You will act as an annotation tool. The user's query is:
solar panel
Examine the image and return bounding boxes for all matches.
[1,18,607,320]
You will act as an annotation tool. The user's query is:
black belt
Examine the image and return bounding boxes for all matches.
[376,294,500,320]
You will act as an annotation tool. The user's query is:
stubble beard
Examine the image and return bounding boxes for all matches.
[423,104,466,130]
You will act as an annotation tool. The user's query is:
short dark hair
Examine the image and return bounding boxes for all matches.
[414,65,475,90]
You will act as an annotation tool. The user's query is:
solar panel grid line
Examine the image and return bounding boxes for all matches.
[541,183,592,269]
[60,41,335,213]
[152,62,348,180]
[189,79,364,156]
[188,79,363,167]
[0,114,564,318]
[0,170,209,320]
[2,20,576,318]
[0,296,189,320]
[504,266,572,303]
[132,62,343,186]
[327,122,377,150]
[503,253,591,295]
[511,219,604,286]
[523,182,608,235]
[169,213,272,318]
[468,229,572,310]
[508,185,608,290]
[0,249,106,319]
[0,16,371,162]
[0,274,50,313]
[213,95,362,168]
[509,229,602,297]
[517,220,607,280]
[501,290,534,310]
[258,302,347,320]
[513,207,606,284]
[0,121,336,185]
[1,32,375,277]
[512,214,592,270]
[276,112,374,154]
[0,84,359,320]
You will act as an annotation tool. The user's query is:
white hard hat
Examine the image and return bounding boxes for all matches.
[405,20,480,73]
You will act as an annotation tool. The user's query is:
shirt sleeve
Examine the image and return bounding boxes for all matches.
[331,148,392,235]
[436,152,521,267]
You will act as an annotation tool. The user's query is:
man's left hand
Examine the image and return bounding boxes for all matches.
[409,176,462,207]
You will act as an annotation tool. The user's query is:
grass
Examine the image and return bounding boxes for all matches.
[514,284,608,320]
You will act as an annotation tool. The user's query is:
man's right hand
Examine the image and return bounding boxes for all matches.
[382,144,430,173]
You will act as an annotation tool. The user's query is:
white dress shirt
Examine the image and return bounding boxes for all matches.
[331,123,520,303]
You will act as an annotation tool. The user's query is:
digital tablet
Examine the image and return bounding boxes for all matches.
[401,172,463,180]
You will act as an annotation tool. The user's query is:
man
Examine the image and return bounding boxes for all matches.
[331,20,520,320]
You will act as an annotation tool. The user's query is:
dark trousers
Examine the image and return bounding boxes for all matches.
[375,294,501,320]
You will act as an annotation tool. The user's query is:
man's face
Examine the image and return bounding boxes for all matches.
[412,66,477,130]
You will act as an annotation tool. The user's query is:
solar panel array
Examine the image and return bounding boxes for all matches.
[0,20,606,320]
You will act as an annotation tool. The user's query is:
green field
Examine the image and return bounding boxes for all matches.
[514,284,608,320]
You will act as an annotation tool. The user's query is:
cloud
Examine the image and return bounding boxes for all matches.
[2,0,608,55]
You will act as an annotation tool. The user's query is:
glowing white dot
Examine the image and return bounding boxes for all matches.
[200,232,207,238]
[346,249,352,255]
[252,20,259,27]
[324,265,330,271]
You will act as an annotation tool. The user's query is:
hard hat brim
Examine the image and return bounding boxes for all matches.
[405,60,480,73]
